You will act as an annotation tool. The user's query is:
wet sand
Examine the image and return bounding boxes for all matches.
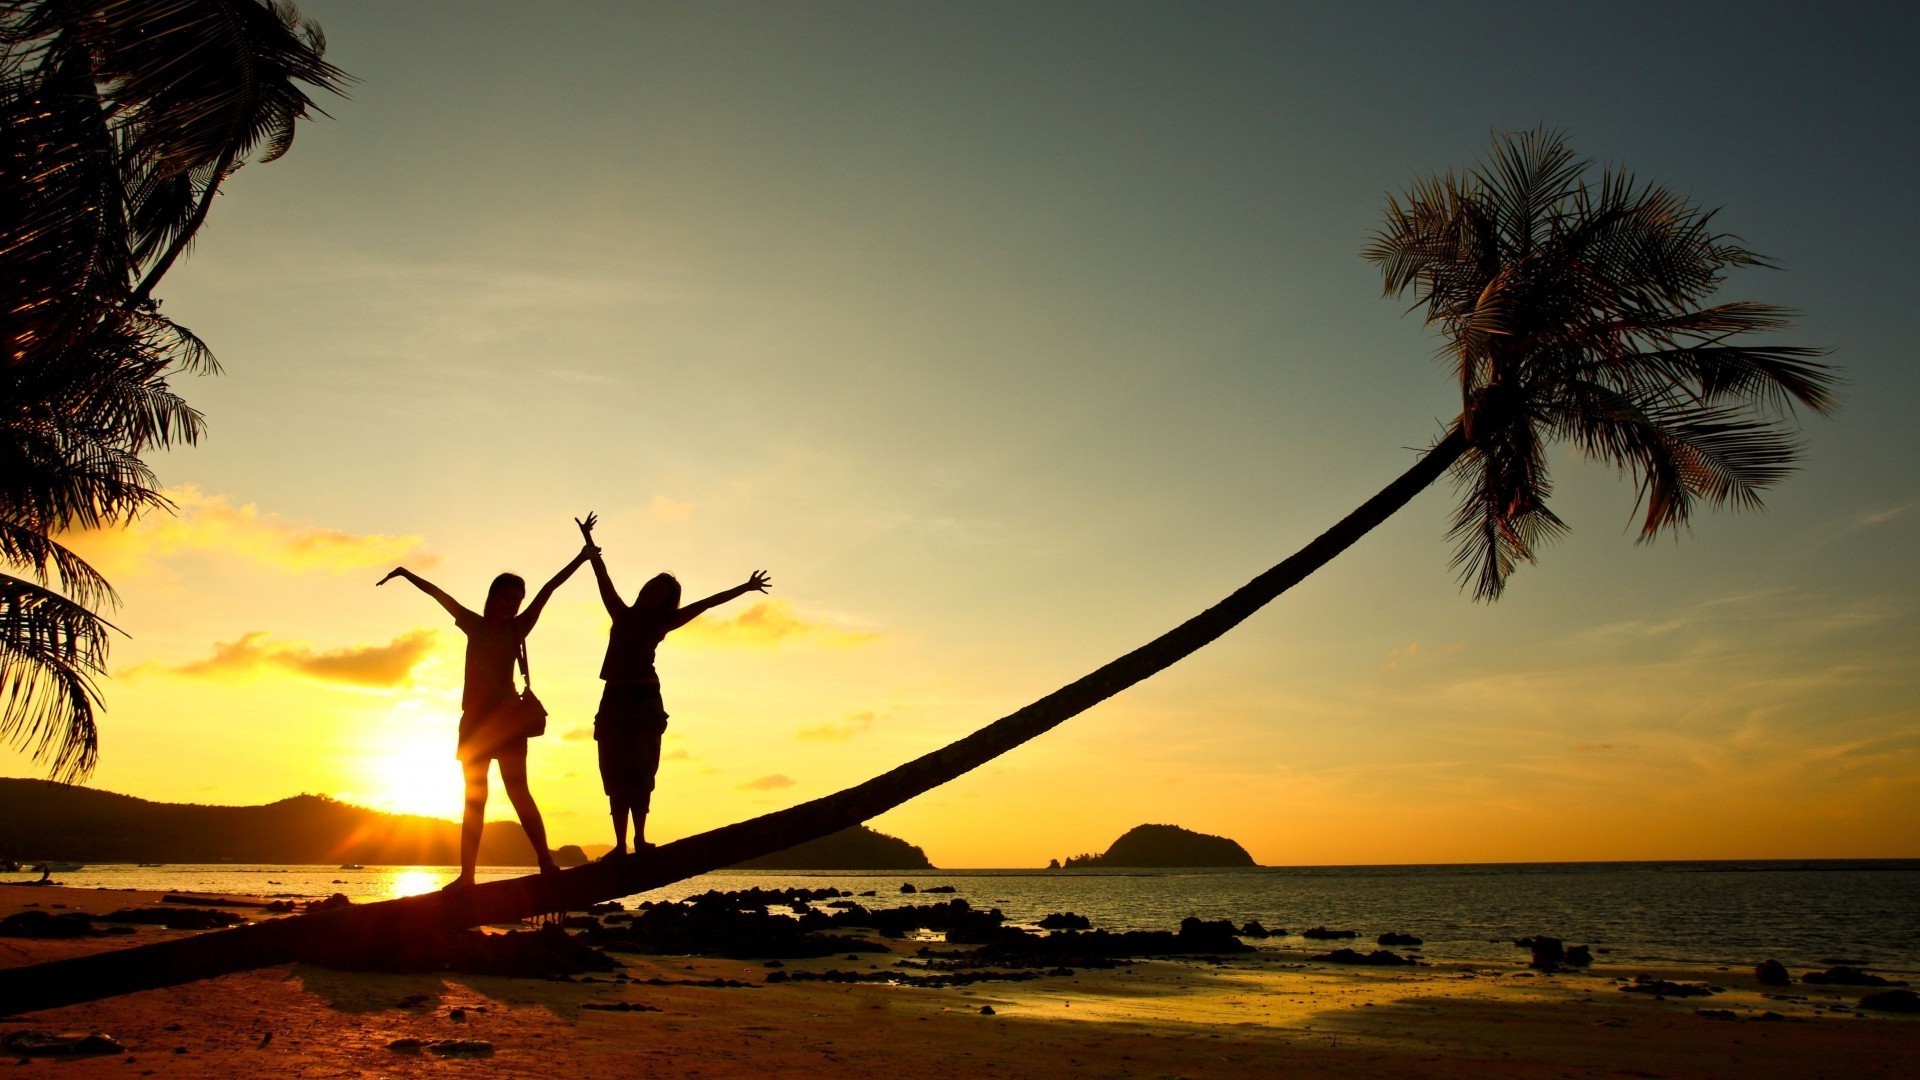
[2,886,1914,1078]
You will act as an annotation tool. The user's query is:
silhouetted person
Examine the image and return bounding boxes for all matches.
[576,513,769,856]
[377,536,596,887]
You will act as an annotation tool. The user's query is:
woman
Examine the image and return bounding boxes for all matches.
[378,534,595,887]
[576,513,769,856]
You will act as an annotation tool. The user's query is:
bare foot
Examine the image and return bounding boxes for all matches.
[440,877,473,892]
[596,848,628,862]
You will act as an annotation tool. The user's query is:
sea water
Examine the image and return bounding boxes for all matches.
[17,860,1917,975]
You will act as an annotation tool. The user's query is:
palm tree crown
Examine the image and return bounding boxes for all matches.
[1365,130,1835,598]
[1,0,343,781]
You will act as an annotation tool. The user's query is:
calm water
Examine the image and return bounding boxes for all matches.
[16,861,1917,974]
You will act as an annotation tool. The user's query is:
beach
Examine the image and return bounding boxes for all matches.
[3,885,1915,1078]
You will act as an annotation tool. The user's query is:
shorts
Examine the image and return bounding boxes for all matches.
[596,682,668,804]
[457,700,529,762]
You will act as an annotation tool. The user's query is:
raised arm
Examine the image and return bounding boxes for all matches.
[376,567,474,622]
[518,542,598,632]
[669,570,772,629]
[576,512,625,617]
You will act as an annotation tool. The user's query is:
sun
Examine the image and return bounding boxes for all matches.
[355,697,465,820]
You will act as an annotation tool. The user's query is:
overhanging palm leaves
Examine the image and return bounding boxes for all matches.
[1365,130,1835,598]
[0,0,342,781]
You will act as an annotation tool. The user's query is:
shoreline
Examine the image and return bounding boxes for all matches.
[3,886,1915,1077]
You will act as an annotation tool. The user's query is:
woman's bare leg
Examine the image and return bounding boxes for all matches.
[453,758,489,886]
[498,753,558,871]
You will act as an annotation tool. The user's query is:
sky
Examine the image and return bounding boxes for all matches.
[7,1,1917,866]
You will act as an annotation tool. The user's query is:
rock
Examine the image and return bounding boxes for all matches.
[1516,936,1565,970]
[1695,1009,1740,1021]
[923,886,957,894]
[98,907,245,931]
[1038,912,1092,931]
[1311,948,1418,967]
[978,1005,995,1015]
[1301,926,1358,940]
[587,902,625,915]
[1564,945,1593,967]
[1803,966,1906,987]
[387,1038,425,1053]
[2,1031,126,1057]
[1179,917,1241,946]
[1621,975,1721,998]
[426,1040,493,1057]
[1377,932,1422,947]
[307,893,352,913]
[1239,921,1272,939]
[900,883,917,894]
[581,1001,661,1012]
[1754,959,1791,986]
[1857,989,1920,1014]
[0,910,94,939]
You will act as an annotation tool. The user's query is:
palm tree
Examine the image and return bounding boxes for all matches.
[0,0,344,781]
[0,130,1837,1016]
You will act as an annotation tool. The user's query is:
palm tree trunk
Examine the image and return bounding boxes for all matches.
[0,427,1468,1017]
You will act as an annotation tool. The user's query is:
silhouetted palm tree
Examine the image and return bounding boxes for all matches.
[0,0,343,780]
[0,131,1839,1015]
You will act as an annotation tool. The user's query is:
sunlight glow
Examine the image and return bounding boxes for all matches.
[360,698,464,819]
[385,869,446,900]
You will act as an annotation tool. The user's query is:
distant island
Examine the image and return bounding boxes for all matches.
[0,778,568,867]
[1050,824,1257,869]
[728,825,933,870]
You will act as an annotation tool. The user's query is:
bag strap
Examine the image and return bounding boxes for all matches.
[517,640,533,693]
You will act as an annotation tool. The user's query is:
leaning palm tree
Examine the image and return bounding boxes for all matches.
[0,0,343,781]
[0,130,1837,1015]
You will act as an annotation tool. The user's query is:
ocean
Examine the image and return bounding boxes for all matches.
[17,860,1917,975]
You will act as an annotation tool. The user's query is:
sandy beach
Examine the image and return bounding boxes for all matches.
[2,885,1914,1078]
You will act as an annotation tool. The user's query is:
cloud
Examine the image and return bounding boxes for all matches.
[1858,501,1916,528]
[798,710,881,741]
[678,599,880,649]
[1381,641,1461,671]
[65,486,429,577]
[649,495,694,522]
[161,629,438,688]
[738,774,796,791]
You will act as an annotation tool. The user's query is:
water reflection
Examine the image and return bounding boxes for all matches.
[386,869,445,900]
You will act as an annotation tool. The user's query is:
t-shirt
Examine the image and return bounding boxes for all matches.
[600,606,672,684]
[454,610,524,711]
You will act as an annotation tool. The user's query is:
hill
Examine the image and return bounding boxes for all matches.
[729,825,933,870]
[1053,824,1256,869]
[0,778,559,866]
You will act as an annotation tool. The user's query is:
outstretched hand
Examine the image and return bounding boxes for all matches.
[575,511,597,543]
[376,568,406,586]
[745,570,772,593]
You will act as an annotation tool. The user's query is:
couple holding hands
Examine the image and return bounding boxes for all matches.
[379,513,769,888]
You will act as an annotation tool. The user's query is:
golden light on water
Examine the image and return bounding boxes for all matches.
[385,869,445,900]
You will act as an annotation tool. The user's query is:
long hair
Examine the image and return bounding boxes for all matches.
[634,572,680,613]
[483,573,526,618]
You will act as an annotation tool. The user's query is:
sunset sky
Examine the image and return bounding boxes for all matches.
[7,1,1916,866]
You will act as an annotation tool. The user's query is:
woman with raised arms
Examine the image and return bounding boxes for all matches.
[378,528,597,888]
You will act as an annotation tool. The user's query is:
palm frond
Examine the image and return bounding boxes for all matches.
[1370,129,1832,596]
[0,571,106,782]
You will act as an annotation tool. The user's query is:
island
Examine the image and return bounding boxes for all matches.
[1050,823,1256,868]
[728,825,933,870]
